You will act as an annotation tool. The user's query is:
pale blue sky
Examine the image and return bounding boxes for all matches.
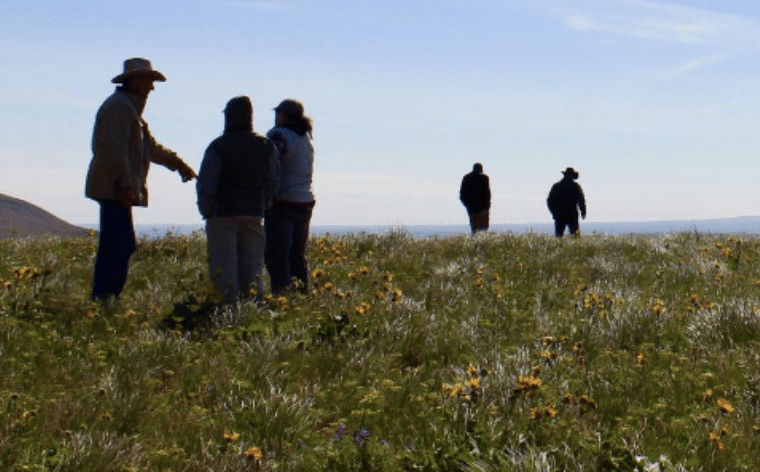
[3,0,760,226]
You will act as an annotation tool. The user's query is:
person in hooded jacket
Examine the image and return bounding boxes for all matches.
[265,99,316,294]
[196,96,277,305]
[547,167,587,237]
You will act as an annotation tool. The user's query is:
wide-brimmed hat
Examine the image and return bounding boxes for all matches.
[562,167,579,179]
[112,58,166,84]
[273,98,304,116]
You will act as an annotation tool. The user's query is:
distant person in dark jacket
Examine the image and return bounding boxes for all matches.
[196,96,277,305]
[547,167,586,237]
[459,163,491,233]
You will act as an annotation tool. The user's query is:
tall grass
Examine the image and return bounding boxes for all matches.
[2,229,760,470]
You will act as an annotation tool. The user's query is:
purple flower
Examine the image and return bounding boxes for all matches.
[335,423,347,441]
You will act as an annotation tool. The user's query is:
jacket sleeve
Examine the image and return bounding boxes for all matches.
[264,140,280,208]
[484,175,491,209]
[266,130,285,200]
[196,144,221,219]
[576,184,587,218]
[459,176,470,207]
[547,185,557,214]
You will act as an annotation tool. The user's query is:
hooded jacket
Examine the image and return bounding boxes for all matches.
[196,98,276,218]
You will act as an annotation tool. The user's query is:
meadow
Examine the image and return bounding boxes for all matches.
[2,229,760,471]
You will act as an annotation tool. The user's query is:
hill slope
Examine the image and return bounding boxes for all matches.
[0,193,91,238]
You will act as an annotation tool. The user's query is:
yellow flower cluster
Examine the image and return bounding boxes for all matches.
[687,293,715,313]
[442,364,485,404]
[13,266,52,280]
[575,286,622,318]
[314,237,348,265]
[529,402,558,421]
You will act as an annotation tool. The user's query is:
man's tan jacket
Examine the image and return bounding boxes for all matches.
[86,89,186,207]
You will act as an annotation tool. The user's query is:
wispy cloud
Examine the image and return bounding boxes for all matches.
[563,0,760,46]
[653,53,731,81]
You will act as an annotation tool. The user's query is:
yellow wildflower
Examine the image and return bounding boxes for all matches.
[223,431,241,443]
[651,299,665,315]
[708,431,726,451]
[466,377,481,390]
[244,446,263,461]
[716,398,735,414]
[541,351,557,361]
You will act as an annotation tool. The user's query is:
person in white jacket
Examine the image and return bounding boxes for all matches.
[85,58,196,302]
[265,99,316,294]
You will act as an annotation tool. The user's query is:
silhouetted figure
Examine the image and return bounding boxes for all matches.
[459,163,491,233]
[547,167,586,237]
[265,99,316,294]
[196,96,277,305]
[85,58,196,302]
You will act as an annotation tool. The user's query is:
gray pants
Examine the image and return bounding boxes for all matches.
[205,216,265,305]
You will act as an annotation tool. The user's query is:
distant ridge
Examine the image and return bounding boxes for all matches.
[0,193,91,239]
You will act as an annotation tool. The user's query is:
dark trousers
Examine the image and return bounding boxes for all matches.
[265,200,314,294]
[468,209,489,234]
[91,200,137,301]
[554,217,580,237]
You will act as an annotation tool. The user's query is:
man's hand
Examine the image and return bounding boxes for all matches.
[178,162,197,182]
[116,186,136,207]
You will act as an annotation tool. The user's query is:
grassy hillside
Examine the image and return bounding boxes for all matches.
[2,229,760,471]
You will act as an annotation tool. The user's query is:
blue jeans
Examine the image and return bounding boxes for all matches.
[91,200,137,301]
[265,200,314,294]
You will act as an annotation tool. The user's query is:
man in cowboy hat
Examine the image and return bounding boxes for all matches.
[547,167,586,237]
[85,57,196,301]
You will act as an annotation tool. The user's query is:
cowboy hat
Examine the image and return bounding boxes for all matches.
[562,167,579,178]
[112,58,166,84]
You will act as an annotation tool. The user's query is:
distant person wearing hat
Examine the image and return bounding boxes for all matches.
[196,96,277,305]
[547,167,587,237]
[265,99,316,294]
[85,58,196,302]
[459,163,491,233]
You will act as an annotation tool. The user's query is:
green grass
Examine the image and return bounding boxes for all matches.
[2,229,760,471]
